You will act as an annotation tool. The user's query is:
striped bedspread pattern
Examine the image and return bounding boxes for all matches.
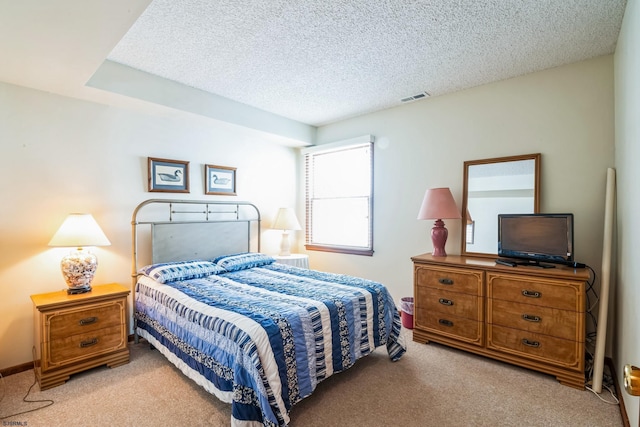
[135,263,405,427]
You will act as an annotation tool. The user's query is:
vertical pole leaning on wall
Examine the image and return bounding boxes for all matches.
[592,167,616,393]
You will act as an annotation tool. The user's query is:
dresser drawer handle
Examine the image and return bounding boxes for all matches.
[79,316,98,326]
[438,298,454,306]
[80,338,99,348]
[438,278,453,285]
[521,338,540,348]
[521,290,541,298]
[438,319,454,327]
[522,314,541,322]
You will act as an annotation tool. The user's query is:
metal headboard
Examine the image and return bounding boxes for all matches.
[131,199,261,288]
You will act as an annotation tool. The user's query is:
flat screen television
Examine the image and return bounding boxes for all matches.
[497,213,574,266]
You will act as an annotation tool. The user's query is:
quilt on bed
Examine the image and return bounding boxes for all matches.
[135,254,406,427]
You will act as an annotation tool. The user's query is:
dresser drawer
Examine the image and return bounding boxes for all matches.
[487,325,582,369]
[417,311,483,346]
[417,287,481,320]
[487,274,582,311]
[415,265,482,295]
[488,299,581,341]
[48,301,124,340]
[49,325,126,365]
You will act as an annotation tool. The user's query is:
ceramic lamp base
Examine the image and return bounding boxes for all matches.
[431,219,449,257]
[279,230,291,256]
[67,284,92,295]
[60,248,97,293]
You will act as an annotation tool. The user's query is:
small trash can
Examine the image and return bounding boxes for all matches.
[400,297,414,329]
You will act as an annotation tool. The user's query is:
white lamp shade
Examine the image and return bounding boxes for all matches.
[273,208,302,231]
[49,213,111,248]
[417,188,462,220]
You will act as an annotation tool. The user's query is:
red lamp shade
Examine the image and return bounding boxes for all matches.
[417,188,461,257]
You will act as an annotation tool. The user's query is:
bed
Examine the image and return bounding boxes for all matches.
[131,199,406,427]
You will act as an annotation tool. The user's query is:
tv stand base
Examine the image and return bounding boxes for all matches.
[516,260,556,268]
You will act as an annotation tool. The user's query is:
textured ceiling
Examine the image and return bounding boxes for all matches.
[107,0,627,127]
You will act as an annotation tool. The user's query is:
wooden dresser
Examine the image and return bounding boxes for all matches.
[411,254,590,389]
[31,283,130,390]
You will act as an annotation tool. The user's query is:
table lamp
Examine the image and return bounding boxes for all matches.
[48,213,111,294]
[273,208,302,256]
[417,188,461,257]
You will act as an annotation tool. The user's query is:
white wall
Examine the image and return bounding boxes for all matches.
[0,82,299,369]
[310,55,614,327]
[614,0,640,424]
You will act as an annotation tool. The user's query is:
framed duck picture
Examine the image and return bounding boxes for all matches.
[205,164,237,196]
[148,157,190,193]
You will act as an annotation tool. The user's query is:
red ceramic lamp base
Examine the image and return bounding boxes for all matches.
[431,219,449,257]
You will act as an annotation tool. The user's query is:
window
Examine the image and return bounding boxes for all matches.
[303,135,374,256]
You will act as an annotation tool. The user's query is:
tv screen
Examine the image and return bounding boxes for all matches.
[498,213,574,265]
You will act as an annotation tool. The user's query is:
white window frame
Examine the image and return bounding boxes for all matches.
[302,135,374,256]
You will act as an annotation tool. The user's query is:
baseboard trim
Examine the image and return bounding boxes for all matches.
[606,357,630,427]
[0,361,33,378]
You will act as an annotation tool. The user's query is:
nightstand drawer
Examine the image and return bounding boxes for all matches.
[48,302,124,340]
[415,265,482,295]
[49,325,126,365]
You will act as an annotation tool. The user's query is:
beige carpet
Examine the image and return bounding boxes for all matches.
[0,331,623,426]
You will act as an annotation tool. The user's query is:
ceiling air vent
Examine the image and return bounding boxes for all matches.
[401,92,430,103]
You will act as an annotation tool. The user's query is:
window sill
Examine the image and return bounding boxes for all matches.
[305,244,373,257]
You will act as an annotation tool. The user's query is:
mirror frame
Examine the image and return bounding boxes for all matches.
[461,153,541,258]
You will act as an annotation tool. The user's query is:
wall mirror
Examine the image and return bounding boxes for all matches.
[461,153,540,257]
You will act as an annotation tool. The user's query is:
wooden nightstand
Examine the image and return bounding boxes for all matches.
[31,283,130,390]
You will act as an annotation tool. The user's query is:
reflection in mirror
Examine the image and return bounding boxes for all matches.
[461,154,540,257]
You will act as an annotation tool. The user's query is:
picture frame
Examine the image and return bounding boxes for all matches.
[148,157,190,193]
[205,164,237,196]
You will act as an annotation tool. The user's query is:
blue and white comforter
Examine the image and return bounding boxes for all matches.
[135,257,406,427]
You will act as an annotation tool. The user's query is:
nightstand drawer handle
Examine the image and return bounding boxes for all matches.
[438,278,453,285]
[438,319,454,327]
[521,290,541,298]
[522,314,541,322]
[522,339,540,348]
[438,298,454,306]
[80,338,99,348]
[79,316,98,326]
